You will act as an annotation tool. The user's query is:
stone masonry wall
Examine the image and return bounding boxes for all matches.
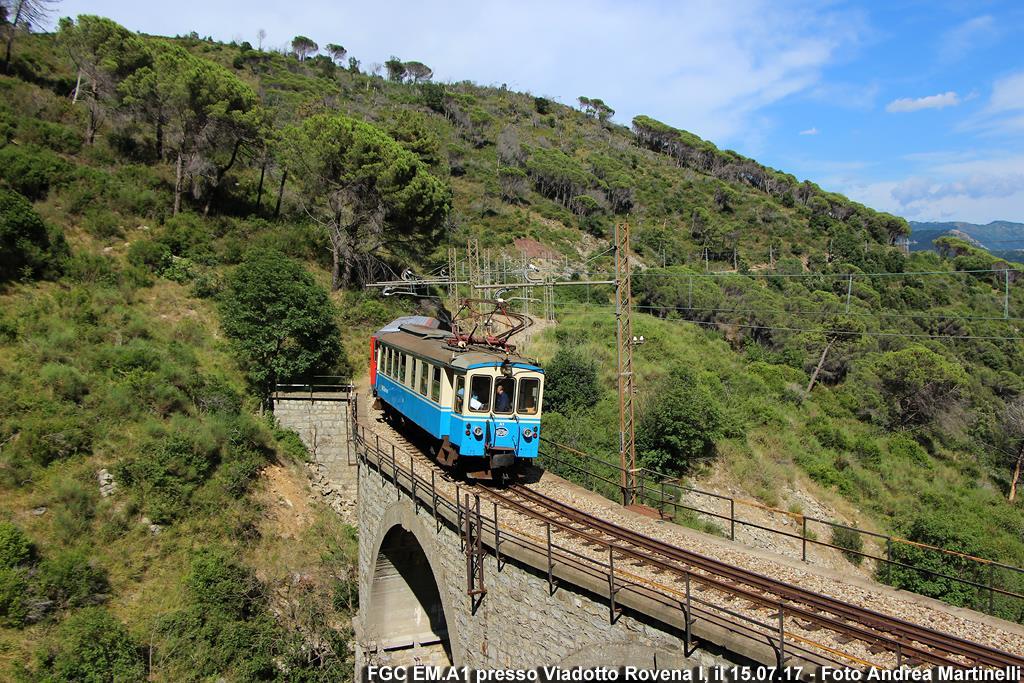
[356,460,736,670]
[272,395,357,523]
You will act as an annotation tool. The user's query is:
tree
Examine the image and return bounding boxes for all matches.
[256,28,266,50]
[2,0,56,73]
[290,35,318,60]
[219,249,346,397]
[0,188,67,282]
[637,366,724,473]
[282,112,451,289]
[384,56,406,82]
[543,348,600,414]
[57,15,150,146]
[404,60,432,82]
[120,41,258,215]
[1002,398,1024,502]
[805,314,864,394]
[325,43,347,65]
[861,345,968,427]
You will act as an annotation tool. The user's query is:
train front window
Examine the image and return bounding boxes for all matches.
[494,378,515,414]
[518,378,540,415]
[454,376,465,412]
[469,376,491,412]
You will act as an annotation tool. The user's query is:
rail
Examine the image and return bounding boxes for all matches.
[350,416,1024,672]
[536,438,1024,623]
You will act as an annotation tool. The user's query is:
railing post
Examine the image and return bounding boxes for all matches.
[684,571,692,656]
[802,516,808,563]
[660,480,666,518]
[608,545,617,624]
[431,470,438,531]
[546,521,555,594]
[410,454,417,511]
[777,603,786,668]
[730,498,735,541]
[493,502,501,570]
[988,563,995,615]
[392,445,398,496]
[456,485,463,551]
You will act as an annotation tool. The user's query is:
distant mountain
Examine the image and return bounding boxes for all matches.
[909,220,1024,259]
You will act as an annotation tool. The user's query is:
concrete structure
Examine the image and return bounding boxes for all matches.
[355,448,742,670]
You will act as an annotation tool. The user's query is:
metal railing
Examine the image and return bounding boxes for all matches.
[537,439,1024,623]
[273,375,354,401]
[351,420,1023,670]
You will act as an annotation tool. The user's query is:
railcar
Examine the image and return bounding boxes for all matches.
[370,316,544,479]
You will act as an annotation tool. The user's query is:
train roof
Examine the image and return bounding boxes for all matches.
[376,324,541,372]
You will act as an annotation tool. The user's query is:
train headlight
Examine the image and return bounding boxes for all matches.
[523,428,534,438]
[473,426,483,438]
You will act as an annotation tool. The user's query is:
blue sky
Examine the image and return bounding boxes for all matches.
[47,0,1024,224]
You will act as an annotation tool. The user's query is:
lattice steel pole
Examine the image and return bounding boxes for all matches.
[615,221,638,506]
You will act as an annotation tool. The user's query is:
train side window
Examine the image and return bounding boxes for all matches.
[518,378,540,415]
[383,347,390,377]
[418,361,429,396]
[454,376,465,412]
[494,377,515,414]
[431,366,441,402]
[399,353,407,384]
[469,376,491,412]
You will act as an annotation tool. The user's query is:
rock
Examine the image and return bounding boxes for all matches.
[31,506,47,516]
[97,468,117,497]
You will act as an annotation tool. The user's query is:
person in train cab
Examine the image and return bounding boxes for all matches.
[468,389,483,411]
[495,382,512,413]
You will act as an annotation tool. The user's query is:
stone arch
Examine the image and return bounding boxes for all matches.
[365,504,457,666]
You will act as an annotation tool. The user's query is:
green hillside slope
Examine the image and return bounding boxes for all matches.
[0,15,1022,680]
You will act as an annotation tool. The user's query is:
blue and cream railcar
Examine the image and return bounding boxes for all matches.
[370,319,543,478]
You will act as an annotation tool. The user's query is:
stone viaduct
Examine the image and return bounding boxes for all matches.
[274,391,795,672]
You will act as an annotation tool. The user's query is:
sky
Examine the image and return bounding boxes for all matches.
[45,0,1024,225]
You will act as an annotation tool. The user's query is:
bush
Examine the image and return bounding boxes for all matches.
[9,415,93,466]
[638,366,724,473]
[116,429,220,523]
[0,522,33,568]
[81,208,124,239]
[40,362,89,402]
[220,248,346,397]
[0,568,28,627]
[830,524,865,566]
[186,547,262,619]
[39,607,146,681]
[0,144,71,199]
[18,118,82,154]
[126,238,171,273]
[543,347,600,414]
[0,187,68,282]
[36,549,110,609]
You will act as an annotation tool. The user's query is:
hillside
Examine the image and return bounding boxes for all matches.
[910,220,1024,260]
[0,15,1023,680]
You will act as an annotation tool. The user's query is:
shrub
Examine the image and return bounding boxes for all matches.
[64,252,121,285]
[40,607,146,681]
[220,249,346,397]
[0,187,68,282]
[0,522,33,568]
[116,430,220,523]
[81,207,124,239]
[126,238,171,273]
[9,415,93,466]
[39,363,89,402]
[18,118,82,154]
[543,347,600,414]
[0,144,71,199]
[830,524,865,566]
[0,568,28,627]
[36,549,110,609]
[888,433,929,465]
[185,547,262,619]
[638,366,725,473]
[852,435,882,465]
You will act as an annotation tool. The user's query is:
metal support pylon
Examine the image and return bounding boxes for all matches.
[447,246,458,309]
[615,222,638,507]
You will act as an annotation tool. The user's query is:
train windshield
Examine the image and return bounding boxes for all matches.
[518,378,540,415]
[494,378,515,414]
[469,376,491,412]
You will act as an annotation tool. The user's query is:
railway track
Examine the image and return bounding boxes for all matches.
[480,483,1024,671]
[359,410,1024,672]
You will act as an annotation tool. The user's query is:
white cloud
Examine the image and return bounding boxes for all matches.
[940,15,996,63]
[50,0,864,145]
[839,154,1024,222]
[885,91,960,113]
[799,127,819,135]
[989,72,1024,113]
